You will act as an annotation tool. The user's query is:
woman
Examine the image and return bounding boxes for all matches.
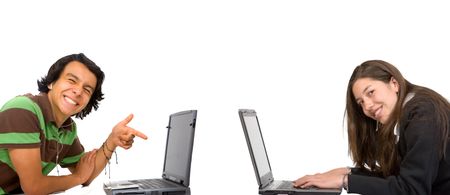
[293,60,450,195]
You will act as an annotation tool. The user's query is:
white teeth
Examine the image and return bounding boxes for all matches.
[64,96,77,105]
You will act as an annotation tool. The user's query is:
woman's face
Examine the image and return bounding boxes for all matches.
[352,77,399,124]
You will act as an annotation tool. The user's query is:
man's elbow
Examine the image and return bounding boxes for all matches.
[82,180,92,186]
[19,176,52,195]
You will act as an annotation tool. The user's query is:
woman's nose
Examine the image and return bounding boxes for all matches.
[363,98,374,111]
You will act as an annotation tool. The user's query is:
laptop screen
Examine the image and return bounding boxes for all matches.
[162,110,197,186]
[239,109,273,187]
[243,115,271,177]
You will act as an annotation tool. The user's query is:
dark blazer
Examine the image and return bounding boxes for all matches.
[348,92,450,195]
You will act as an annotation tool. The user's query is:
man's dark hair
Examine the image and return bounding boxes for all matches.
[37,53,105,119]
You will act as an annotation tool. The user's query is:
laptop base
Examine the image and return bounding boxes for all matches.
[261,190,339,195]
[105,187,190,195]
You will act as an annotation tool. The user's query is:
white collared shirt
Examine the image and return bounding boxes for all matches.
[394,92,416,143]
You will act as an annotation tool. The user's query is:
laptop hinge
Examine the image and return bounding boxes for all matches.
[261,178,273,189]
[163,174,183,185]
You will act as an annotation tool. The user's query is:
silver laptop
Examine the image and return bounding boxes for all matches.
[104,110,197,195]
[238,109,341,195]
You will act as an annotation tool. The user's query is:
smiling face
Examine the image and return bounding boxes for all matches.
[352,77,399,124]
[47,61,97,126]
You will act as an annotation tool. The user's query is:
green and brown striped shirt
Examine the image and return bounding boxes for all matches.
[0,93,84,194]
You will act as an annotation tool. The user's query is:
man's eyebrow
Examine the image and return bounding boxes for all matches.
[66,73,95,91]
[66,73,79,80]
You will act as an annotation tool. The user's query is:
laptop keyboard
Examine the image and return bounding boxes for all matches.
[267,180,295,190]
[275,180,321,191]
[129,179,178,188]
[277,181,295,189]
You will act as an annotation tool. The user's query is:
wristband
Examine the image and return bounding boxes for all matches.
[342,167,351,191]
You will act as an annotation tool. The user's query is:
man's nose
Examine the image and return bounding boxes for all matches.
[72,85,82,95]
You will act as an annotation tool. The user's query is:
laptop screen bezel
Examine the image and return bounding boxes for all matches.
[239,109,274,188]
[162,110,197,187]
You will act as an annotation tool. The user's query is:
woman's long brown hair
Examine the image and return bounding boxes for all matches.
[345,60,450,177]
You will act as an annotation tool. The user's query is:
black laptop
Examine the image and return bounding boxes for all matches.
[238,109,341,195]
[103,110,197,195]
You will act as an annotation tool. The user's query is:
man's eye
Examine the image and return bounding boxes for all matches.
[84,88,92,95]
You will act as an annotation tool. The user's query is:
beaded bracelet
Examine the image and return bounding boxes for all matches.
[101,143,111,161]
[102,141,118,179]
[104,141,114,152]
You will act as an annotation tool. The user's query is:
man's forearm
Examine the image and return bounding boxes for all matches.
[85,137,117,185]
[21,174,82,195]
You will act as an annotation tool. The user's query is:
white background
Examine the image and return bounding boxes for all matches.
[1,1,449,195]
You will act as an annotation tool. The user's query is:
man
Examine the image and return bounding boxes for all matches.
[0,53,148,194]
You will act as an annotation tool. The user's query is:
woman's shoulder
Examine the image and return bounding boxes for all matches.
[402,89,449,121]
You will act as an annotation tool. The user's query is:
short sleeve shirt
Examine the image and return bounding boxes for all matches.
[0,93,85,193]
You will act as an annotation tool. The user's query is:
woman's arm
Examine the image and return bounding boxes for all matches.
[348,100,441,195]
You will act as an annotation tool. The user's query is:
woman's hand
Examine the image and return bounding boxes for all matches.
[293,167,350,189]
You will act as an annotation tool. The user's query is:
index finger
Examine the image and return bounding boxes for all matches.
[130,129,148,140]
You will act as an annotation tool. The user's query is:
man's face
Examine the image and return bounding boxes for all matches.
[47,61,97,121]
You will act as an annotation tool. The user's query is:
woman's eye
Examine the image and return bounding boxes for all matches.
[357,100,363,106]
